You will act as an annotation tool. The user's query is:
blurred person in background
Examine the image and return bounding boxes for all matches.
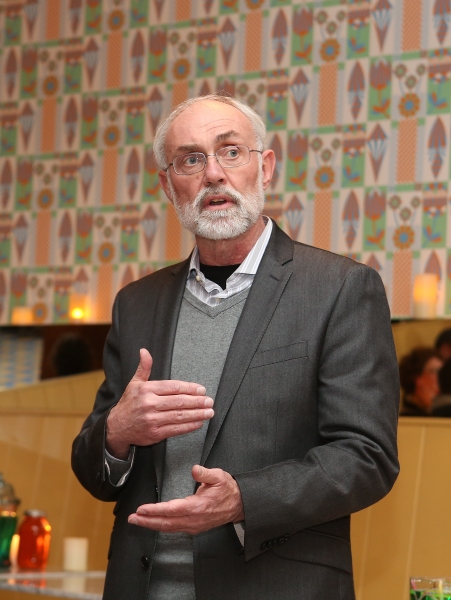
[432,358,451,417]
[51,333,93,377]
[435,328,451,362]
[399,347,442,416]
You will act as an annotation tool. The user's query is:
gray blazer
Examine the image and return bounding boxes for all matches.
[72,223,400,600]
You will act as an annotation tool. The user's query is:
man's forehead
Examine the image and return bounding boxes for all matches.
[168,102,252,141]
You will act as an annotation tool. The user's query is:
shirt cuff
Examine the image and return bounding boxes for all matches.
[104,446,135,487]
[233,522,245,546]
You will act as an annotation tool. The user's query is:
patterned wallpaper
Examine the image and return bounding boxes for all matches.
[0,0,450,323]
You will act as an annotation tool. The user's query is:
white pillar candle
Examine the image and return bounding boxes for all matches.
[413,273,438,319]
[63,575,86,593]
[63,537,89,572]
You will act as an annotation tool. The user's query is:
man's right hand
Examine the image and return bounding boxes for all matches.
[106,348,214,460]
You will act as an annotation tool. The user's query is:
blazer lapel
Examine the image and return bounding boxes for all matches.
[149,258,190,487]
[200,225,294,465]
[148,259,190,380]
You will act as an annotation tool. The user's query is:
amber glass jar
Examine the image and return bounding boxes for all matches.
[17,510,51,570]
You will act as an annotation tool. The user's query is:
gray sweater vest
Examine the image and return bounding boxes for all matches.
[147,287,250,600]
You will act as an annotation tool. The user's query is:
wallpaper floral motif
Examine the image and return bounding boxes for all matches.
[0,0,450,322]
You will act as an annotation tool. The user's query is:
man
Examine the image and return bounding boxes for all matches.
[435,328,451,362]
[72,94,400,600]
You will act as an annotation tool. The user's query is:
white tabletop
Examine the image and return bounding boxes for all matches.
[0,570,105,599]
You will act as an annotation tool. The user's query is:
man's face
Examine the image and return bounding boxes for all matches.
[158,101,275,240]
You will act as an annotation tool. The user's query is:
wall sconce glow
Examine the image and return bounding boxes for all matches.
[413,273,438,319]
[69,294,89,322]
[70,307,85,320]
[11,306,33,325]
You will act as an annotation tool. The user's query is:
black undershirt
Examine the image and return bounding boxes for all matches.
[199,262,241,290]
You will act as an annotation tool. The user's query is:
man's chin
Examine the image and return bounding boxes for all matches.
[174,195,264,241]
[192,222,250,241]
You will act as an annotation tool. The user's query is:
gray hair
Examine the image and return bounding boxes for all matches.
[152,94,267,170]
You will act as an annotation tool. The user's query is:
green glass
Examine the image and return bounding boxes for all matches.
[411,578,451,600]
[410,592,451,600]
[0,512,17,566]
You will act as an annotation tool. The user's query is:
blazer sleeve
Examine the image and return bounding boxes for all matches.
[71,294,126,502]
[234,263,400,561]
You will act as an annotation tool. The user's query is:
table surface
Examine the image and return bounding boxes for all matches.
[0,570,105,599]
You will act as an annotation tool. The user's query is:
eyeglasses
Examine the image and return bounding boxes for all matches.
[163,145,263,176]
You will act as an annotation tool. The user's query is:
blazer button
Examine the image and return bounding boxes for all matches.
[155,485,159,496]
[141,555,149,570]
[277,534,290,546]
[260,541,268,550]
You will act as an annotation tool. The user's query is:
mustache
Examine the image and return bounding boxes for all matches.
[194,186,243,209]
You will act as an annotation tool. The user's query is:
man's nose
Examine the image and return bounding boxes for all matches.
[203,154,226,185]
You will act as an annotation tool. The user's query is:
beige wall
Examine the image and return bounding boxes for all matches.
[352,417,451,599]
[0,371,113,572]
[2,372,451,598]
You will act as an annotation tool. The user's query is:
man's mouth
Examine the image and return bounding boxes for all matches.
[203,195,236,209]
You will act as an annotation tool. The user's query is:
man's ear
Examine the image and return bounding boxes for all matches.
[261,149,276,191]
[159,170,173,203]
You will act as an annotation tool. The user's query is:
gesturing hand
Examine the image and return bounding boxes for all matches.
[128,465,244,535]
[106,349,214,459]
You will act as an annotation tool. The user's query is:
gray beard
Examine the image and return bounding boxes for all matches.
[168,176,265,241]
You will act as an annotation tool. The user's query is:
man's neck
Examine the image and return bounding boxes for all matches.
[195,217,266,266]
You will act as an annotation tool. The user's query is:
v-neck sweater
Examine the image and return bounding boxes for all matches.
[147,286,250,600]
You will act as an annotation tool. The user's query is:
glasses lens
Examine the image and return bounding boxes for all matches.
[217,145,249,168]
[173,152,206,175]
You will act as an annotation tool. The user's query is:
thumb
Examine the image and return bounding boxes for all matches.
[133,348,153,382]
[192,465,221,485]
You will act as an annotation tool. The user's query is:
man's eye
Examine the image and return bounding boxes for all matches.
[183,155,200,166]
[224,147,240,159]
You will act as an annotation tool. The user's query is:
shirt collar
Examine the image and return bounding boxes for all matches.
[188,217,273,282]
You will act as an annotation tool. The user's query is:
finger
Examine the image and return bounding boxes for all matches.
[135,496,197,518]
[150,379,206,397]
[153,394,214,411]
[132,348,153,383]
[159,408,214,424]
[155,419,206,439]
[128,513,201,534]
[192,465,223,485]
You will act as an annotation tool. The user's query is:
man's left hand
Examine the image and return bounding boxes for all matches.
[127,465,244,535]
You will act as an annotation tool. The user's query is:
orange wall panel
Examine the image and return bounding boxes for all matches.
[392,250,412,317]
[35,211,51,267]
[318,64,337,126]
[106,32,123,90]
[101,148,118,206]
[45,0,61,40]
[165,203,182,261]
[96,264,113,322]
[402,0,422,52]
[176,0,191,21]
[41,98,57,154]
[313,190,332,251]
[245,11,262,73]
[396,119,417,183]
